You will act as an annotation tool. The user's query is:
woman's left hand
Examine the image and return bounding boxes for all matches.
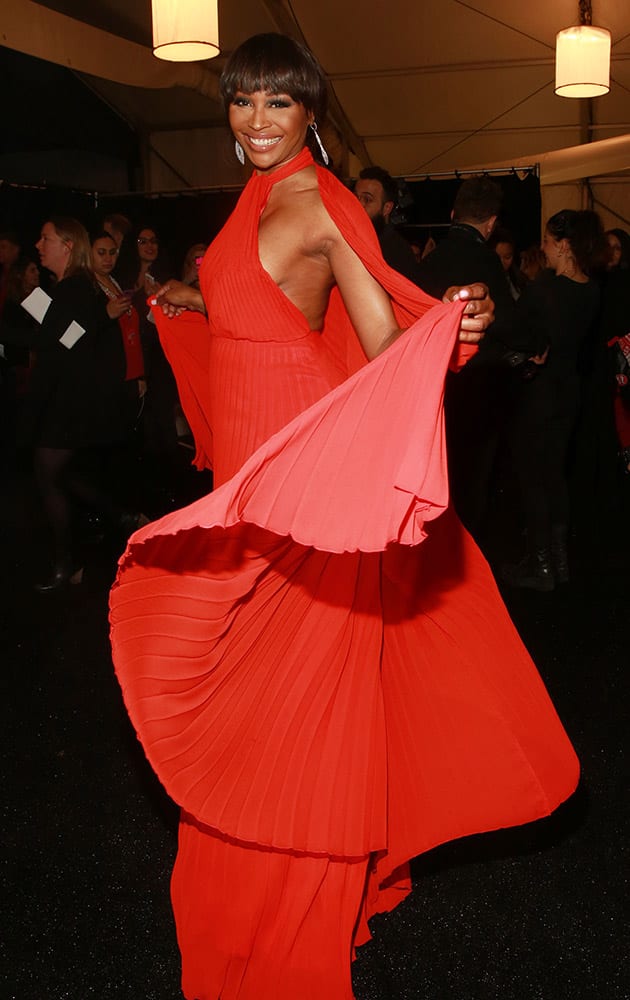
[444,284,494,343]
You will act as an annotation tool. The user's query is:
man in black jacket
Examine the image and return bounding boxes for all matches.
[417,177,517,543]
[354,167,423,284]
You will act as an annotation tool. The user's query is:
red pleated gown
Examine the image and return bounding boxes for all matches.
[109,148,579,1000]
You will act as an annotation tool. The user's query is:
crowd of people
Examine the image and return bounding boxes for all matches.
[0,174,627,593]
[0,30,627,998]
[0,216,212,588]
[350,166,628,590]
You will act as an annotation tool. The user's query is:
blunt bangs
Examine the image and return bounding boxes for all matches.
[220,34,327,122]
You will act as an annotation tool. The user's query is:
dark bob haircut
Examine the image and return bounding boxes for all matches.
[220,33,327,124]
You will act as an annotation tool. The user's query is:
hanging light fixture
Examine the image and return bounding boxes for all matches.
[555,0,611,98]
[152,0,220,62]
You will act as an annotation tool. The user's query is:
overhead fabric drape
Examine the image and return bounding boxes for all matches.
[3,0,221,101]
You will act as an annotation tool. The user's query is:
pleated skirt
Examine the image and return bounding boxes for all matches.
[110,305,579,999]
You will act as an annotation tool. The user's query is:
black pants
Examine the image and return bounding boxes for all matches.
[33,445,125,563]
[444,366,508,542]
[506,374,580,549]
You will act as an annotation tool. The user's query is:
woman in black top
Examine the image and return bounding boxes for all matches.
[25,216,133,590]
[502,209,605,591]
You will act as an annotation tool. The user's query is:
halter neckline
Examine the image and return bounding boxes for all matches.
[254,147,314,189]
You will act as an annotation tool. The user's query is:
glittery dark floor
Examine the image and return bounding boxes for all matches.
[2,459,628,1000]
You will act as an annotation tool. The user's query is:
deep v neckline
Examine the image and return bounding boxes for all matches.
[253,148,320,334]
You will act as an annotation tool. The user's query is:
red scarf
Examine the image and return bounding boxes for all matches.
[119,306,144,380]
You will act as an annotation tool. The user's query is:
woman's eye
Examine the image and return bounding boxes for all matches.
[233,97,251,107]
[269,99,291,108]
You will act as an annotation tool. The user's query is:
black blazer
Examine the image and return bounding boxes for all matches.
[417,223,517,366]
[20,272,127,448]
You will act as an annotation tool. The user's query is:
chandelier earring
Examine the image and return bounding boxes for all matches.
[310,122,329,166]
[234,140,245,166]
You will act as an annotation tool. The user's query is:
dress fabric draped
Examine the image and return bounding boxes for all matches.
[109,148,579,1000]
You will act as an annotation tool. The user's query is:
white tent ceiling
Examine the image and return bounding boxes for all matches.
[2,0,630,190]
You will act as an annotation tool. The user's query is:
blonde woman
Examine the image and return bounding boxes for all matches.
[24,217,129,589]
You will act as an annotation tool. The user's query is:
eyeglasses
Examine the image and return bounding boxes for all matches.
[137,237,159,246]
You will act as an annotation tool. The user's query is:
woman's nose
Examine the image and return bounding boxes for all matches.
[249,103,269,130]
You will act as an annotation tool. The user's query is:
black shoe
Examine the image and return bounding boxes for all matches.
[35,562,84,593]
[501,549,555,592]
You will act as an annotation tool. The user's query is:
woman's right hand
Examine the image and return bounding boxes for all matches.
[106,295,132,320]
[150,280,206,318]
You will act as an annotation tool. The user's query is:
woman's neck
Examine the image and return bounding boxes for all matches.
[96,274,120,294]
[555,256,588,283]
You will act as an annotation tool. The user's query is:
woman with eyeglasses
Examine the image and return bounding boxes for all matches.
[115,225,181,510]
[114,224,168,298]
[91,230,146,417]
[135,228,161,293]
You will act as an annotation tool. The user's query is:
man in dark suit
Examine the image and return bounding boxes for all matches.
[417,177,517,544]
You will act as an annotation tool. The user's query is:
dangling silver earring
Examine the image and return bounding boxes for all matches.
[310,122,329,166]
[235,140,245,166]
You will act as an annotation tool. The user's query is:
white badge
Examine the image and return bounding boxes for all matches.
[59,321,86,350]
[21,287,52,323]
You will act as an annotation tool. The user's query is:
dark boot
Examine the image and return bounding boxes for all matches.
[501,548,555,592]
[551,524,570,584]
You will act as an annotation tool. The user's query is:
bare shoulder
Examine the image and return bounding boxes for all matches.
[266,165,344,256]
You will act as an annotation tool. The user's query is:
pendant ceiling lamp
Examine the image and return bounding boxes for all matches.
[555,0,610,98]
[152,0,220,62]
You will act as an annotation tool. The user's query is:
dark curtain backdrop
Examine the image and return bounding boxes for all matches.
[395,172,542,253]
[0,170,541,278]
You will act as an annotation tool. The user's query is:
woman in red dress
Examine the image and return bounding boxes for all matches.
[110,34,579,1000]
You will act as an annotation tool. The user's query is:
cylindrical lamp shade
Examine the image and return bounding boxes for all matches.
[555,25,611,98]
[152,0,219,62]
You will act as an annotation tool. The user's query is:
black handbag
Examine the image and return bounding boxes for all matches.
[501,349,542,381]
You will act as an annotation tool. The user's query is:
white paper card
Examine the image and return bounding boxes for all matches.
[59,320,86,349]
[21,287,52,323]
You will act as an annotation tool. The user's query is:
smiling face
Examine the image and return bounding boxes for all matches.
[36,222,71,280]
[137,229,159,264]
[542,229,564,272]
[91,236,118,278]
[228,90,312,173]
